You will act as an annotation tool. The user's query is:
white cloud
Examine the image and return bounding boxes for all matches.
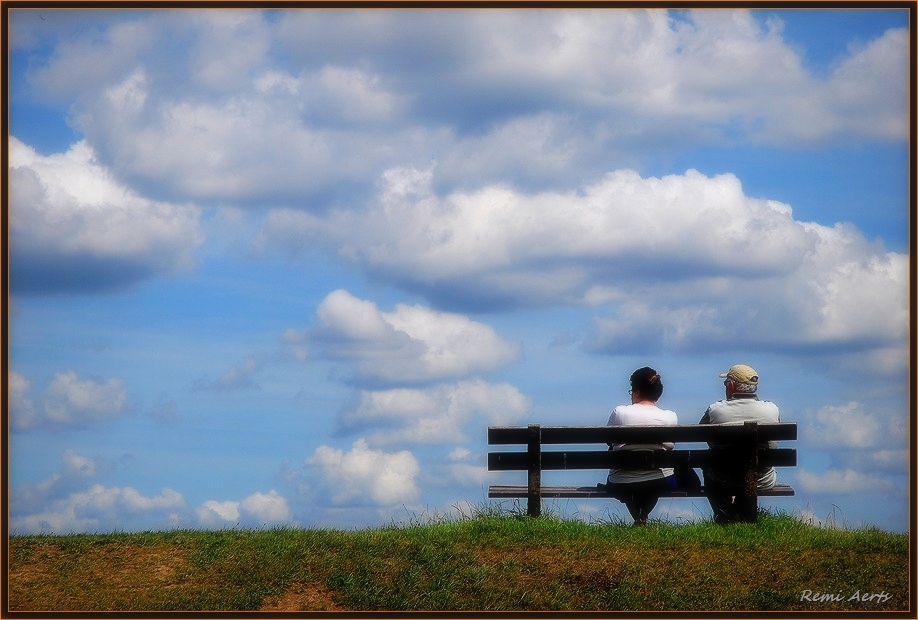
[240,490,292,524]
[44,371,127,422]
[64,60,438,205]
[9,137,202,295]
[264,168,810,306]
[869,450,908,471]
[196,490,292,528]
[27,17,157,101]
[794,223,908,344]
[306,439,421,506]
[12,370,129,431]
[796,468,896,495]
[339,380,531,446]
[309,290,520,384]
[11,482,186,535]
[311,65,406,123]
[820,27,909,141]
[12,450,103,516]
[184,11,272,91]
[436,113,582,189]
[23,10,904,209]
[9,371,36,428]
[196,500,240,527]
[263,166,905,372]
[62,450,98,479]
[449,447,472,461]
[272,9,905,146]
[805,401,879,449]
[793,508,850,530]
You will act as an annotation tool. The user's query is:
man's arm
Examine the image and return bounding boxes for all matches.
[699,408,711,425]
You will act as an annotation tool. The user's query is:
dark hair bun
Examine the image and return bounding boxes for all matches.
[630,366,664,400]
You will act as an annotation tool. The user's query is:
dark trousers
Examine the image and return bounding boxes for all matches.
[606,476,676,525]
[703,474,757,523]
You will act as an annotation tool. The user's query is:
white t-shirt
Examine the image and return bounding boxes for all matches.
[606,403,679,484]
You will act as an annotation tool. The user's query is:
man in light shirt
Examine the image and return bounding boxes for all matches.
[700,364,781,524]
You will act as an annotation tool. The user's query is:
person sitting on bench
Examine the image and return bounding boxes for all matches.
[700,364,781,524]
[603,366,678,526]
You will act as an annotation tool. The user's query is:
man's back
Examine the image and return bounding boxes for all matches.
[701,396,780,488]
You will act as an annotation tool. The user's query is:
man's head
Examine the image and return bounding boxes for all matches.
[719,364,758,397]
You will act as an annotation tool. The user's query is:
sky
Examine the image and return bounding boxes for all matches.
[5,6,912,535]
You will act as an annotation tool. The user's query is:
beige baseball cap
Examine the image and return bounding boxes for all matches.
[719,364,759,385]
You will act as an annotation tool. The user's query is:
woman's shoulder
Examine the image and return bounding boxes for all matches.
[613,403,678,424]
[659,406,679,421]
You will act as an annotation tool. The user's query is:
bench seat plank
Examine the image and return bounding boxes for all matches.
[488,483,796,499]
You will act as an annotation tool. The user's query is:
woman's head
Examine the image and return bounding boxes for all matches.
[630,366,663,401]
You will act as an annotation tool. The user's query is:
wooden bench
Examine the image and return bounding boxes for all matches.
[488,421,796,520]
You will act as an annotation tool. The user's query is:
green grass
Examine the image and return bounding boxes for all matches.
[8,509,910,612]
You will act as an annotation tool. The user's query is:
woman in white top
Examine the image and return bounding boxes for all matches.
[604,366,678,525]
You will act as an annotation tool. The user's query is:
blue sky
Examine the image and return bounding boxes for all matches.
[7,7,911,534]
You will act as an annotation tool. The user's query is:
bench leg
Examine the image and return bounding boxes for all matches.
[738,495,759,523]
[742,421,759,524]
[527,424,542,517]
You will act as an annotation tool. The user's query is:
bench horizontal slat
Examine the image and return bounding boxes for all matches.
[488,448,796,471]
[488,423,796,445]
[488,483,796,499]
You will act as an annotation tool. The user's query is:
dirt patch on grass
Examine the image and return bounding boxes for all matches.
[9,543,192,611]
[260,582,343,611]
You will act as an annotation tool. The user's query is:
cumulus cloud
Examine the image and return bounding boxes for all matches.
[796,468,897,495]
[805,401,880,449]
[261,166,905,368]
[306,439,420,506]
[9,371,35,426]
[12,450,102,516]
[338,380,530,446]
[794,508,851,530]
[196,490,292,528]
[11,370,129,431]
[11,451,186,534]
[183,11,272,91]
[302,289,520,385]
[8,137,202,295]
[196,500,240,527]
[278,10,906,143]
[868,449,908,472]
[19,10,905,208]
[262,168,808,308]
[663,12,906,144]
[11,485,185,534]
[259,169,800,308]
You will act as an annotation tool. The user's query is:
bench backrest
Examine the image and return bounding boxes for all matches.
[488,422,797,471]
[487,422,797,518]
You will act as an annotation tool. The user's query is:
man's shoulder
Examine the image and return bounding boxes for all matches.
[705,397,779,423]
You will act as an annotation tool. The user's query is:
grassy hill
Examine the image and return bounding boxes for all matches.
[8,511,910,612]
